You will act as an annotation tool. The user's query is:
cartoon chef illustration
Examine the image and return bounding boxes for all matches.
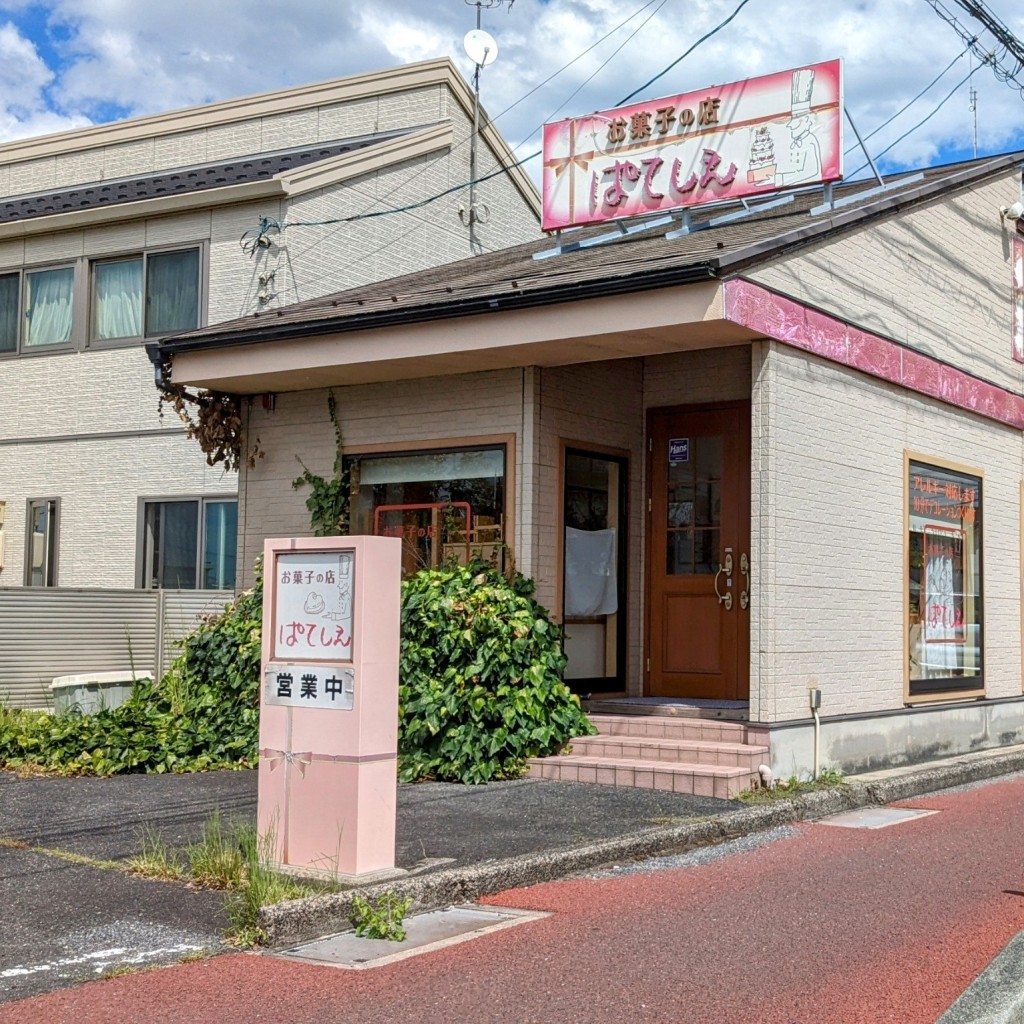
[776,68,821,188]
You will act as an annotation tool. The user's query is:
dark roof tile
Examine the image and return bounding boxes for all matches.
[0,127,419,224]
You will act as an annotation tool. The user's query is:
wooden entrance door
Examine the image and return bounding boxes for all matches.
[646,404,750,700]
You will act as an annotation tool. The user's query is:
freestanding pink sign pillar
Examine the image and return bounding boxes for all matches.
[258,535,402,879]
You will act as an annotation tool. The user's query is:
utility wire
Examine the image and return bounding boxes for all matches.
[275,0,668,273]
[849,67,975,178]
[844,43,972,155]
[616,0,756,106]
[924,0,1024,97]
[283,0,673,295]
[277,0,756,235]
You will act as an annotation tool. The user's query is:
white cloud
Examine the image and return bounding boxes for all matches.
[0,0,1017,176]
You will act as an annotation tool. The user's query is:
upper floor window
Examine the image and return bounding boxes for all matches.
[0,244,203,357]
[92,247,201,342]
[0,266,75,354]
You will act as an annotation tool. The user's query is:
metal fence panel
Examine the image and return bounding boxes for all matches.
[0,588,231,708]
[158,591,235,676]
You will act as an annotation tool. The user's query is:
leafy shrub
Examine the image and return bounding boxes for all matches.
[1,559,594,785]
[0,575,263,776]
[399,561,594,784]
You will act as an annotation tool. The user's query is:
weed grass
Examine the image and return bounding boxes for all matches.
[125,814,329,946]
[738,767,847,804]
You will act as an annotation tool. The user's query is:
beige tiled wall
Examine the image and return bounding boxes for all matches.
[0,77,540,590]
[755,341,1024,723]
[748,171,1024,395]
[236,370,527,587]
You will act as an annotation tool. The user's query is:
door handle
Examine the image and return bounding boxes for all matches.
[714,558,733,611]
[740,553,750,610]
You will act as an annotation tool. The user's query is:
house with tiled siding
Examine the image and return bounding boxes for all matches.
[155,149,1024,785]
[0,58,541,592]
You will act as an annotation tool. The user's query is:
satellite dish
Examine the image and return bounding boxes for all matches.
[464,29,498,67]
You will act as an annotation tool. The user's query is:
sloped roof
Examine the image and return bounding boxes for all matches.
[158,151,1024,356]
[0,129,416,224]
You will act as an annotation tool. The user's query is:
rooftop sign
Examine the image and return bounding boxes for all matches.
[541,59,843,232]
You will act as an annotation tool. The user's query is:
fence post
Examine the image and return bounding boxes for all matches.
[154,589,165,680]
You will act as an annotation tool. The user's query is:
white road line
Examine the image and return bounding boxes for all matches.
[2,943,203,979]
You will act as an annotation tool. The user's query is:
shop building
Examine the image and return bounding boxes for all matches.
[156,148,1024,781]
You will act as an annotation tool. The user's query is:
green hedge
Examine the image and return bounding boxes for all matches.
[0,578,263,775]
[0,561,594,783]
[398,561,594,783]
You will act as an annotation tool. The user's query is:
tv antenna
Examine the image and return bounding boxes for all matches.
[462,0,513,253]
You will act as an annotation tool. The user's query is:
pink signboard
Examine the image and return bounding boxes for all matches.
[542,59,843,231]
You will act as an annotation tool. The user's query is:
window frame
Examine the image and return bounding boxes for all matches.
[343,433,516,574]
[0,261,79,359]
[24,497,60,587]
[558,441,630,694]
[137,495,238,591]
[89,243,206,348]
[904,451,985,704]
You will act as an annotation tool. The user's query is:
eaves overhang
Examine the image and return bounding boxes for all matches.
[0,123,456,240]
[156,260,720,359]
[157,271,741,395]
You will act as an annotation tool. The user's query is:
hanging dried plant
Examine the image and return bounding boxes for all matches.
[157,368,264,472]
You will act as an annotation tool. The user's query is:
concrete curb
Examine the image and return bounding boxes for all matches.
[937,928,1024,1023]
[259,748,1024,948]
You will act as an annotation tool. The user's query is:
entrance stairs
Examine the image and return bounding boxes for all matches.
[527,713,768,800]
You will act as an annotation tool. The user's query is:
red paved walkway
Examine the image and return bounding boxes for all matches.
[4,775,1023,1024]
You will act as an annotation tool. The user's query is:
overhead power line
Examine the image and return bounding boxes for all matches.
[923,0,1024,97]
[273,0,757,239]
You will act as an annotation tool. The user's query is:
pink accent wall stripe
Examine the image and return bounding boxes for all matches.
[724,278,1024,431]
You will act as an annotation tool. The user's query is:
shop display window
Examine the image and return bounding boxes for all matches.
[907,458,983,696]
[347,445,505,576]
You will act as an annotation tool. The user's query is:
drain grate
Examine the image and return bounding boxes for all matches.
[271,904,549,970]
[817,807,939,830]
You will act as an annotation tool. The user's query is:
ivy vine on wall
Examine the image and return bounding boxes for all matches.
[292,390,353,536]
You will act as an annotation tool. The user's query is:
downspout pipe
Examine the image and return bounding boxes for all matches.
[145,341,169,391]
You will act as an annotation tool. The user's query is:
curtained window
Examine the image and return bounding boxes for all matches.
[24,267,74,348]
[92,247,200,342]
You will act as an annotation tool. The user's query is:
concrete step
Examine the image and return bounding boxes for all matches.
[587,712,758,745]
[568,734,769,770]
[526,754,755,800]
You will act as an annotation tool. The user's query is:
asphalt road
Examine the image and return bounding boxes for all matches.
[3,772,1023,1023]
[0,769,736,1004]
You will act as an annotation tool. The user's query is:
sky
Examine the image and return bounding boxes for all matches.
[0,0,1021,185]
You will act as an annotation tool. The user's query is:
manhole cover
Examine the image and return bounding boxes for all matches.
[272,904,549,970]
[817,807,939,830]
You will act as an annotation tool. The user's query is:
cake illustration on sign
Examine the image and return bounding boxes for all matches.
[747,125,776,184]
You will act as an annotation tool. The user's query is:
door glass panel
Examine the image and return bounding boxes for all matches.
[666,433,723,575]
[563,449,626,688]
